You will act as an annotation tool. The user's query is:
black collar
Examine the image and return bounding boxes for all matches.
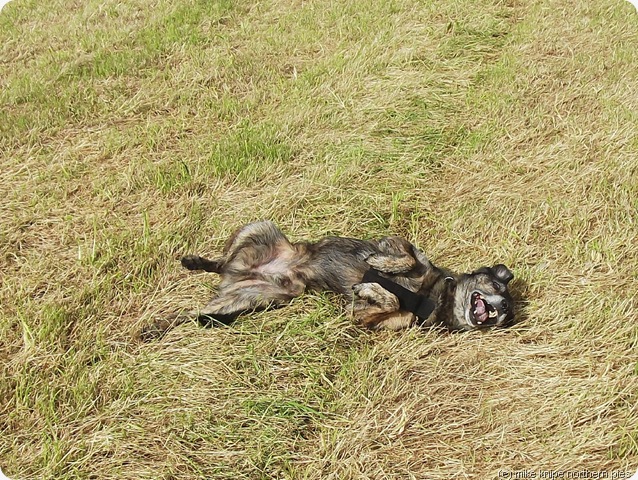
[361,269,437,321]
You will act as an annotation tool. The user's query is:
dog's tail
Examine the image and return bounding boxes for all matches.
[181,255,221,273]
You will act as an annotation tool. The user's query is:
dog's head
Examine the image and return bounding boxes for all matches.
[452,264,514,330]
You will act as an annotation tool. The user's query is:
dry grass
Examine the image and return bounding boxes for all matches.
[1,0,638,478]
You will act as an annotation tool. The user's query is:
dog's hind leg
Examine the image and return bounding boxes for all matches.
[195,280,297,325]
[140,279,300,341]
[222,221,291,259]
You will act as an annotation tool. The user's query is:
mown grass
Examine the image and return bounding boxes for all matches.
[1,0,637,478]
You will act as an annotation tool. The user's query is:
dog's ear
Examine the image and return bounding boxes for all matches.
[491,264,513,284]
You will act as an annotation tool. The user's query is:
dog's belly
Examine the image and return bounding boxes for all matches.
[250,245,306,294]
[255,255,295,276]
[301,237,377,296]
[247,236,380,297]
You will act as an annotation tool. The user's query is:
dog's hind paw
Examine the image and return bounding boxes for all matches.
[139,319,171,342]
[138,313,186,342]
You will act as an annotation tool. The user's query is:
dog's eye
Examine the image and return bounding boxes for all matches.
[492,281,502,291]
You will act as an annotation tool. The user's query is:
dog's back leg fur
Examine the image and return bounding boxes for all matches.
[140,221,305,340]
[198,280,297,319]
[222,220,292,262]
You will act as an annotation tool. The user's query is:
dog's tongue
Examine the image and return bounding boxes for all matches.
[474,298,488,323]
[475,298,486,315]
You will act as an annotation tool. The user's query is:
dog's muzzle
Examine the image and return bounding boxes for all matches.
[470,292,500,326]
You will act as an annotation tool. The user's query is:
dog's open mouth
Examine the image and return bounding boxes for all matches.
[471,292,498,326]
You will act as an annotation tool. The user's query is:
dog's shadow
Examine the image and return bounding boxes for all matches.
[507,277,531,328]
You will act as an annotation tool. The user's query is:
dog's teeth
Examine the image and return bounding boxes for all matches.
[489,310,497,318]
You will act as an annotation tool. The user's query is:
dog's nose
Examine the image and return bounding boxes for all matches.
[501,299,509,311]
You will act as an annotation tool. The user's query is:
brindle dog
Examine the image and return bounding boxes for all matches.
[141,221,514,340]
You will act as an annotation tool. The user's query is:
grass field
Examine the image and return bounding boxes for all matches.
[1,0,638,478]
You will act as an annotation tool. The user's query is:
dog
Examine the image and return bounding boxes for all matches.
[141,220,514,340]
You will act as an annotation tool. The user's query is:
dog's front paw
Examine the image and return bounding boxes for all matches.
[352,282,380,300]
[365,253,415,274]
[353,282,400,310]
